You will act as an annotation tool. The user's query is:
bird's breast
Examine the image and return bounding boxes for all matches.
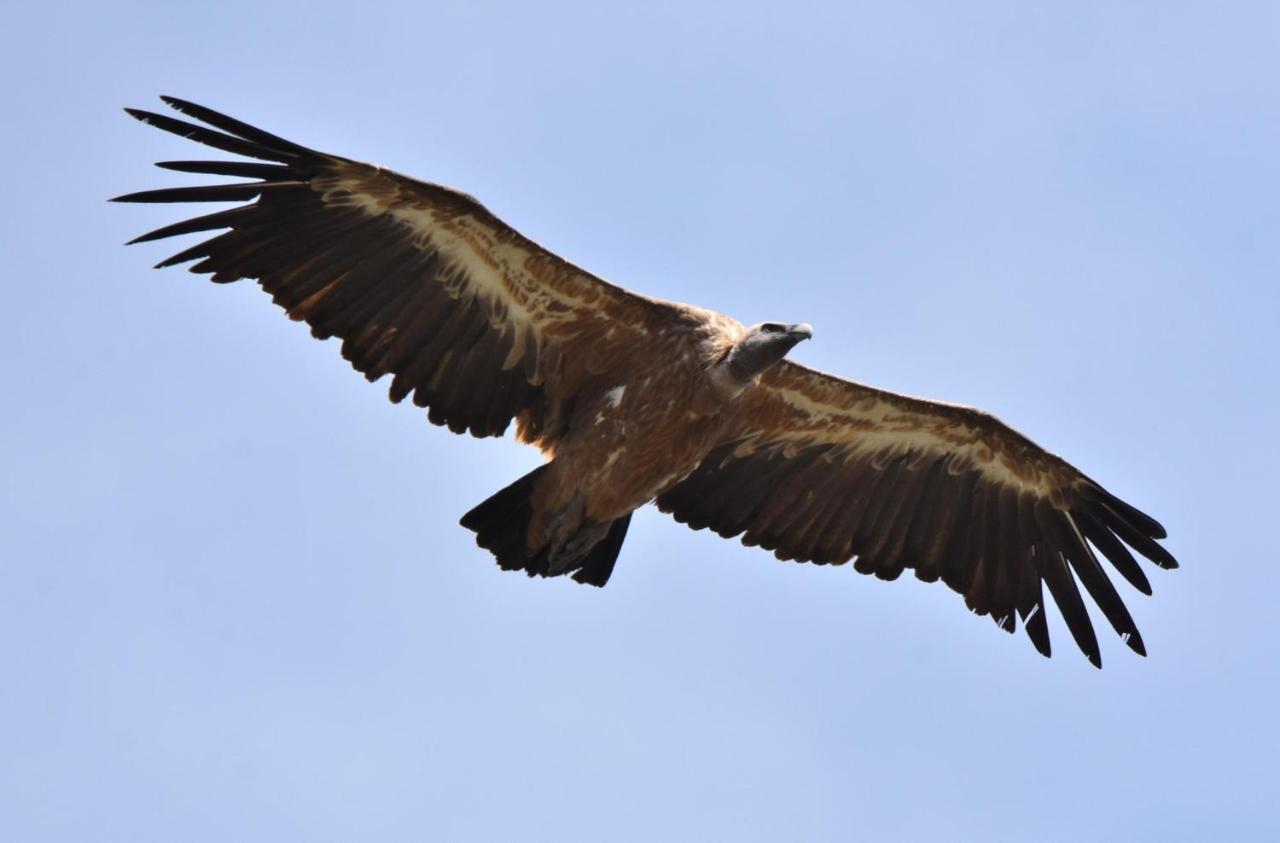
[554,367,735,522]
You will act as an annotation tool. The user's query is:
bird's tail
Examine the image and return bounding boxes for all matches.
[459,466,631,587]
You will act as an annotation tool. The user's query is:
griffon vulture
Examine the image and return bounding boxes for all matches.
[114,97,1178,667]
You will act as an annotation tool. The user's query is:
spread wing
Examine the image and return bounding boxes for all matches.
[657,360,1178,667]
[114,97,675,446]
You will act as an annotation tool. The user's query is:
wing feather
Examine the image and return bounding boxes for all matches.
[115,97,675,444]
[657,360,1177,666]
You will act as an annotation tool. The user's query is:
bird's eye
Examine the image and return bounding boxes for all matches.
[762,324,782,333]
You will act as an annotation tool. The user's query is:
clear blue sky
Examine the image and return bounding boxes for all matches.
[3,1,1277,840]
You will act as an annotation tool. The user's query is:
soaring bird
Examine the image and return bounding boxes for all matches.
[115,97,1178,667]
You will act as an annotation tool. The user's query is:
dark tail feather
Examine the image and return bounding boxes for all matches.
[460,465,551,574]
[459,467,631,587]
[571,513,631,588]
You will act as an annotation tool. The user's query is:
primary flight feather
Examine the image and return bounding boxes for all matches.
[115,97,1178,667]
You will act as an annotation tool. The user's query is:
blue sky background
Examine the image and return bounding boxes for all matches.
[3,1,1277,840]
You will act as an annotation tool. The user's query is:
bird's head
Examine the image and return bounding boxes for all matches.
[724,322,813,383]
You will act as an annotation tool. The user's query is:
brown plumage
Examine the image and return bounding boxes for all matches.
[115,97,1178,667]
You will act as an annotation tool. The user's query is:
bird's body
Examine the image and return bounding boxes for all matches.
[116,97,1179,666]
[471,307,802,580]
[538,308,749,509]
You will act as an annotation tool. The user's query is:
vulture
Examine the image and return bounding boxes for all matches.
[115,97,1179,667]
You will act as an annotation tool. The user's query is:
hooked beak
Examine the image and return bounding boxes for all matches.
[787,323,814,342]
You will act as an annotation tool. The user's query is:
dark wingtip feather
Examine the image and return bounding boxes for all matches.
[1111,513,1180,570]
[121,106,292,162]
[1076,511,1154,596]
[1085,482,1169,540]
[158,96,313,158]
[155,160,296,180]
[1023,604,1052,658]
[111,182,304,204]
[123,106,157,123]
[124,206,254,245]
